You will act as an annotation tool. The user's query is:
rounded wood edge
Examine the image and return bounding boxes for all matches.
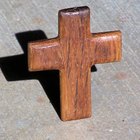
[58,6,90,16]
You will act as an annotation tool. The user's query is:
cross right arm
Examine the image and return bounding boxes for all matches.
[90,31,122,65]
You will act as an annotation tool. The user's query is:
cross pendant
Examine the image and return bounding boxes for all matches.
[28,6,122,121]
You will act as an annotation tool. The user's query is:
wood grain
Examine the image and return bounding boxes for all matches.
[28,6,122,121]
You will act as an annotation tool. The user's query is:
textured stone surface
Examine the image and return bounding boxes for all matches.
[0,0,140,140]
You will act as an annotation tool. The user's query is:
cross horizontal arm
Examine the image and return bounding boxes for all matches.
[90,31,122,65]
[28,38,64,71]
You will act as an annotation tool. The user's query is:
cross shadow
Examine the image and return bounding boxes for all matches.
[0,30,97,119]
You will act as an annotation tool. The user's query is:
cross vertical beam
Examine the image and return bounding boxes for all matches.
[59,7,92,120]
[28,6,122,121]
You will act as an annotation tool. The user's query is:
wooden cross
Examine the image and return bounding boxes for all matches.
[28,6,122,121]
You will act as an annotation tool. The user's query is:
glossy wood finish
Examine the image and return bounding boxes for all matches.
[28,6,122,121]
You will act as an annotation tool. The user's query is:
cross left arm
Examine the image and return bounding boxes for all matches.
[28,38,64,71]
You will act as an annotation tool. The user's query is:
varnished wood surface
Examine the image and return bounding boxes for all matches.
[28,6,122,121]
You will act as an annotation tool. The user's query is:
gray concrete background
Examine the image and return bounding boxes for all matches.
[0,0,140,140]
